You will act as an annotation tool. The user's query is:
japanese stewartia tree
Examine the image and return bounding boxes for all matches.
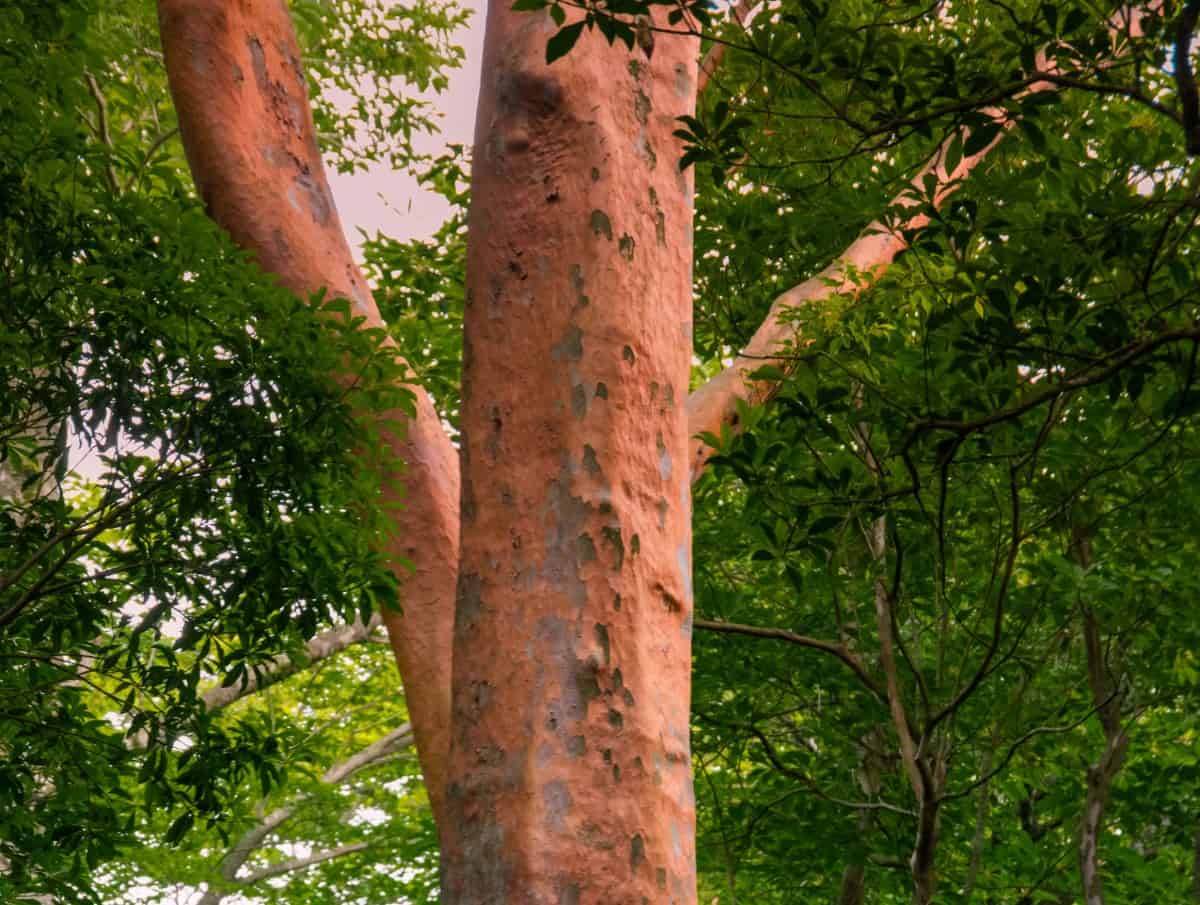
[6,1,1200,904]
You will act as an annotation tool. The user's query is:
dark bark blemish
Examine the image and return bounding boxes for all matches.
[602,527,625,571]
[582,445,601,474]
[594,623,610,664]
[590,209,613,240]
[630,834,645,871]
[578,532,597,562]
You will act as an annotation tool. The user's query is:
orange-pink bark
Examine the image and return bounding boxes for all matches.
[157,0,458,825]
[441,7,699,902]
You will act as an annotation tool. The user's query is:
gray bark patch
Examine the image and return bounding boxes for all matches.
[247,35,269,91]
[543,780,571,831]
[552,325,583,361]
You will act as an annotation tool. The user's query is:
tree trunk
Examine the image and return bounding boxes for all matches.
[1079,729,1127,905]
[156,0,459,827]
[440,5,699,902]
[962,742,994,901]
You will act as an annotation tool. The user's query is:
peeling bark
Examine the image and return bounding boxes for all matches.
[157,0,458,826]
[441,5,698,901]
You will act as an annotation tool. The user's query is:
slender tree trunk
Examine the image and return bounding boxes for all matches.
[440,4,698,901]
[1078,715,1127,905]
[156,0,459,827]
[962,742,994,901]
[836,813,869,905]
[836,729,887,905]
[911,784,943,905]
[1192,819,1200,901]
[1075,531,1127,905]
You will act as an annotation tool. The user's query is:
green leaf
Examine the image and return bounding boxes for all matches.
[546,21,585,63]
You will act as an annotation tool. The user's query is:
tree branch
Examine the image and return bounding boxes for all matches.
[1176,0,1200,153]
[216,722,413,884]
[200,614,383,712]
[84,70,120,195]
[237,842,371,885]
[742,721,915,817]
[872,579,923,802]
[696,0,758,95]
[685,3,1164,483]
[157,0,458,824]
[694,617,882,700]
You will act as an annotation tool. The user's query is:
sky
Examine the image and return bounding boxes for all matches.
[327,0,486,253]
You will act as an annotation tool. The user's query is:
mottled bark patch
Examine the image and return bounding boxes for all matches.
[543,781,571,831]
[630,833,646,870]
[634,87,651,125]
[247,35,269,90]
[572,384,588,418]
[602,526,625,571]
[582,444,601,474]
[552,324,584,361]
[456,572,484,638]
[594,623,610,664]
[590,209,613,240]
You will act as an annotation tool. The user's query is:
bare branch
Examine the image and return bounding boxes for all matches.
[742,720,915,817]
[216,722,413,884]
[694,616,883,700]
[201,614,384,712]
[237,842,371,885]
[872,579,923,802]
[84,70,120,195]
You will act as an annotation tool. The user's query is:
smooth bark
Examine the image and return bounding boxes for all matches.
[157,0,458,826]
[441,5,699,900]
